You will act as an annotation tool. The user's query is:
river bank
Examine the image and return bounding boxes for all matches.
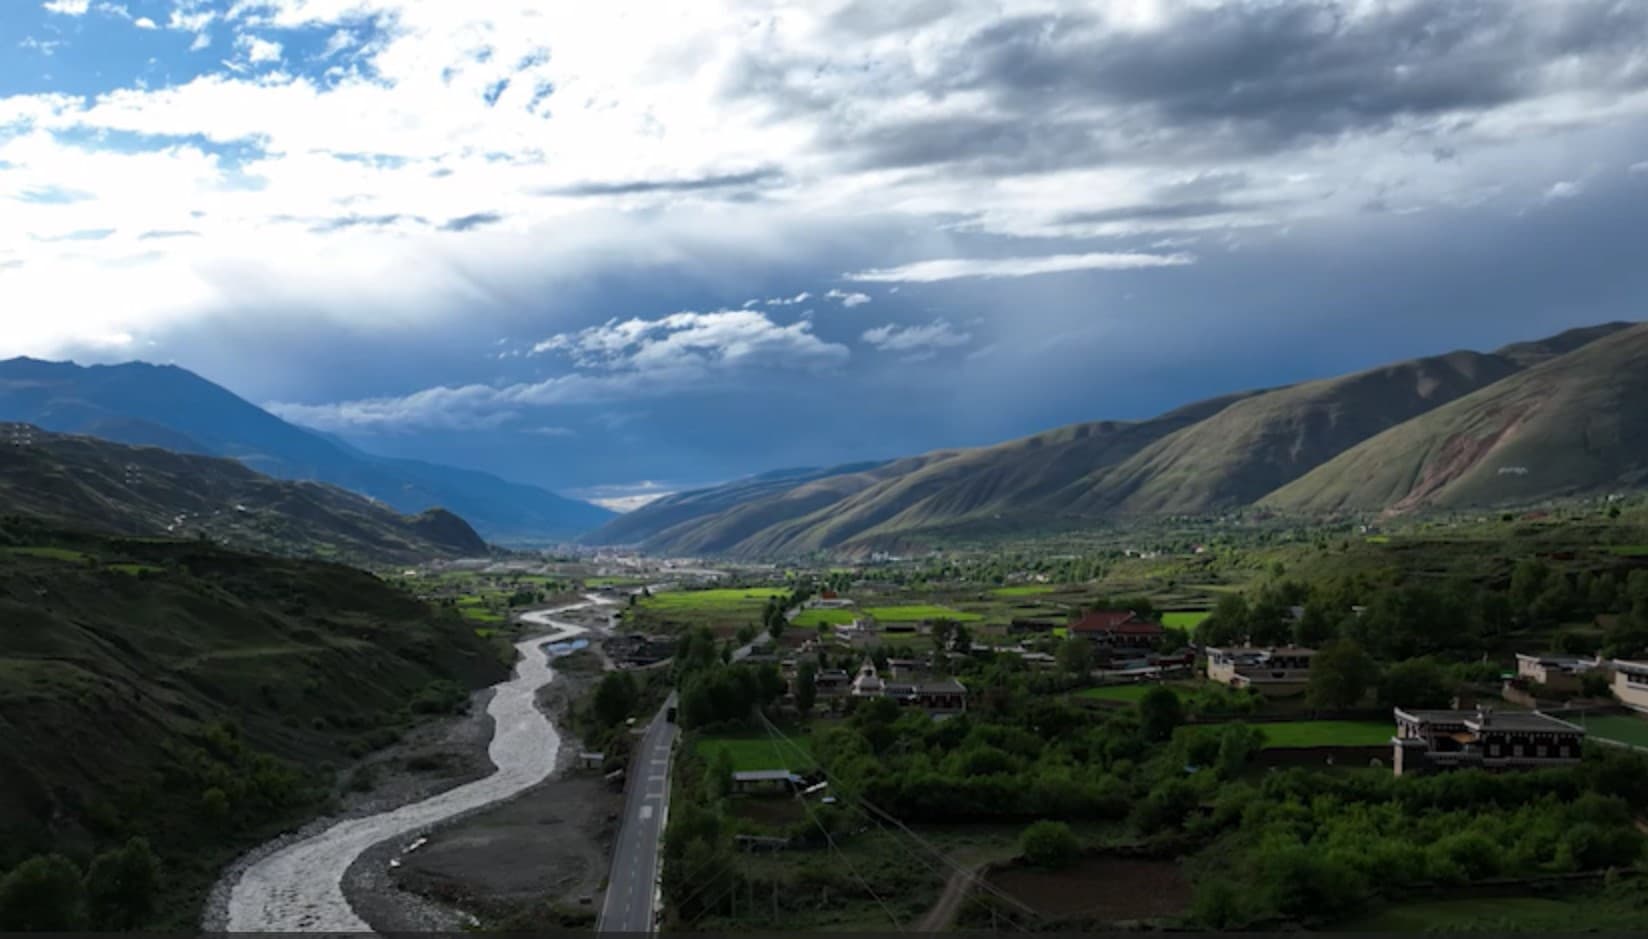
[210,598,609,932]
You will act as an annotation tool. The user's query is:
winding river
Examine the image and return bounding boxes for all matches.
[225,598,607,932]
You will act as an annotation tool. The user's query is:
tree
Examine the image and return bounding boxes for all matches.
[0,855,84,931]
[1197,594,1249,647]
[1378,659,1451,710]
[592,671,639,727]
[794,663,818,717]
[84,838,160,930]
[951,623,973,656]
[1139,686,1183,742]
[1056,638,1093,676]
[1292,600,1340,648]
[1511,559,1552,619]
[1020,820,1080,868]
[1307,638,1377,710]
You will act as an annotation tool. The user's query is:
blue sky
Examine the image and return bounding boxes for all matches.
[5,1,1648,508]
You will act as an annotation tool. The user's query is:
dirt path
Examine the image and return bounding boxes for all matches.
[916,862,985,932]
[221,599,606,932]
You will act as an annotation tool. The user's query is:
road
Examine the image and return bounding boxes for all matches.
[224,598,607,932]
[597,693,679,933]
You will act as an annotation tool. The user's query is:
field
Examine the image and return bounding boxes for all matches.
[1076,683,1177,703]
[643,587,790,610]
[1333,890,1648,933]
[2,546,91,562]
[628,586,791,636]
[1607,545,1648,557]
[1258,720,1391,748]
[991,585,1058,597]
[987,857,1191,921]
[1161,611,1209,631]
[1578,714,1648,748]
[694,732,815,772]
[792,608,857,628]
[865,604,983,623]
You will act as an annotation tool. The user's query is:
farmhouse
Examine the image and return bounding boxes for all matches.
[1390,708,1585,776]
[1514,653,1601,694]
[1205,646,1316,696]
[849,662,967,713]
[1070,610,1165,645]
[1611,659,1648,713]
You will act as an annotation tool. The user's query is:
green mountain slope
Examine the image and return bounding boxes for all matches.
[0,358,613,541]
[588,321,1639,556]
[1059,349,1522,516]
[1262,323,1648,514]
[0,424,487,565]
[0,518,511,924]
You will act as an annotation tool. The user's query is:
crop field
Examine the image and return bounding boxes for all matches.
[3,546,91,562]
[695,732,815,772]
[865,604,983,623]
[1578,714,1648,748]
[1607,545,1648,557]
[1259,720,1391,748]
[1332,894,1648,933]
[1161,611,1209,631]
[793,608,857,628]
[1076,683,1183,703]
[991,585,1058,597]
[642,587,789,610]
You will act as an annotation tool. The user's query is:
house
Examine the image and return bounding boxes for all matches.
[1514,653,1600,695]
[1009,617,1062,634]
[1611,659,1648,713]
[1391,708,1585,776]
[1069,610,1166,649]
[851,662,885,697]
[1205,646,1316,696]
[813,668,852,698]
[883,677,968,714]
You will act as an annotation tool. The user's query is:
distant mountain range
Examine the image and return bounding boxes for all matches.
[586,321,1648,556]
[0,358,613,543]
[0,423,488,564]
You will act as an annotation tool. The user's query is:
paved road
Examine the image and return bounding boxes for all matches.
[598,693,679,933]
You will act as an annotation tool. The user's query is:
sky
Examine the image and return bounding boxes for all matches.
[5,0,1648,509]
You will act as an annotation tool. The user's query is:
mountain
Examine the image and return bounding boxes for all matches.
[0,517,510,922]
[1263,323,1648,514]
[0,423,486,564]
[586,321,1641,556]
[0,358,614,542]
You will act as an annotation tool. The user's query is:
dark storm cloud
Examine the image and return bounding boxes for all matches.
[730,0,1648,174]
[537,168,783,198]
[440,211,505,231]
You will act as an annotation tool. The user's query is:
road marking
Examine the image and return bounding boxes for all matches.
[640,805,654,820]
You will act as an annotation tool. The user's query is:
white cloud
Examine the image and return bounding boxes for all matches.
[861,319,972,355]
[320,28,357,58]
[1545,180,1583,200]
[134,16,157,29]
[275,308,850,430]
[524,425,577,437]
[764,291,811,306]
[1629,161,1648,175]
[846,252,1196,283]
[189,32,211,51]
[42,0,91,15]
[237,34,284,64]
[825,288,870,308]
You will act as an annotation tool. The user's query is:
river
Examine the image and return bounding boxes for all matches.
[224,597,607,932]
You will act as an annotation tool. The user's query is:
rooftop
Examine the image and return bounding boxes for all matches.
[1395,708,1585,734]
[732,770,799,783]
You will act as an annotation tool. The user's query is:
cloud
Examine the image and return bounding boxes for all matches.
[1545,180,1584,200]
[825,288,870,308]
[846,252,1195,283]
[861,319,972,356]
[276,308,851,431]
[237,35,284,64]
[133,16,157,29]
[1628,161,1648,175]
[440,211,504,232]
[524,425,576,437]
[765,291,810,306]
[539,168,782,198]
[42,0,90,15]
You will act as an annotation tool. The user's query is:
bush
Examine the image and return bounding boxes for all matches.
[0,854,85,931]
[85,837,160,930]
[1019,820,1081,868]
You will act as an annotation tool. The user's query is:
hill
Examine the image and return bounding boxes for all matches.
[0,518,511,924]
[1263,323,1648,514]
[0,423,487,565]
[0,359,613,542]
[587,321,1640,556]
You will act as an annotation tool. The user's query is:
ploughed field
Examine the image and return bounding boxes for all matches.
[986,858,1192,921]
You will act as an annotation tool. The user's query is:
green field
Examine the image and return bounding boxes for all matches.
[1076,683,1177,703]
[106,562,164,576]
[793,608,857,628]
[864,604,983,623]
[991,584,1058,597]
[1607,545,1648,557]
[1334,895,1647,932]
[643,587,789,610]
[695,732,816,772]
[1259,720,1392,748]
[1161,611,1209,631]
[460,607,505,623]
[1578,714,1648,748]
[3,546,91,562]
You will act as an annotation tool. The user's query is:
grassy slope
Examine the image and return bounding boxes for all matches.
[1264,323,1648,515]
[0,519,510,922]
[0,424,488,565]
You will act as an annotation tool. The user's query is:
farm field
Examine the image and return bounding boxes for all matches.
[1578,713,1648,748]
[865,604,983,623]
[1258,720,1391,748]
[992,585,1058,597]
[1332,892,1648,933]
[986,857,1191,921]
[642,587,790,610]
[2,546,90,562]
[793,608,857,628]
[695,732,815,772]
[1161,611,1209,631]
[1076,683,1183,703]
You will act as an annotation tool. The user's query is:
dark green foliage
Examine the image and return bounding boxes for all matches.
[794,662,817,716]
[1139,686,1184,742]
[1055,637,1093,674]
[1307,638,1377,709]
[84,837,160,930]
[592,671,640,728]
[1019,820,1080,868]
[0,855,84,931]
[410,679,467,715]
[1377,659,1452,710]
